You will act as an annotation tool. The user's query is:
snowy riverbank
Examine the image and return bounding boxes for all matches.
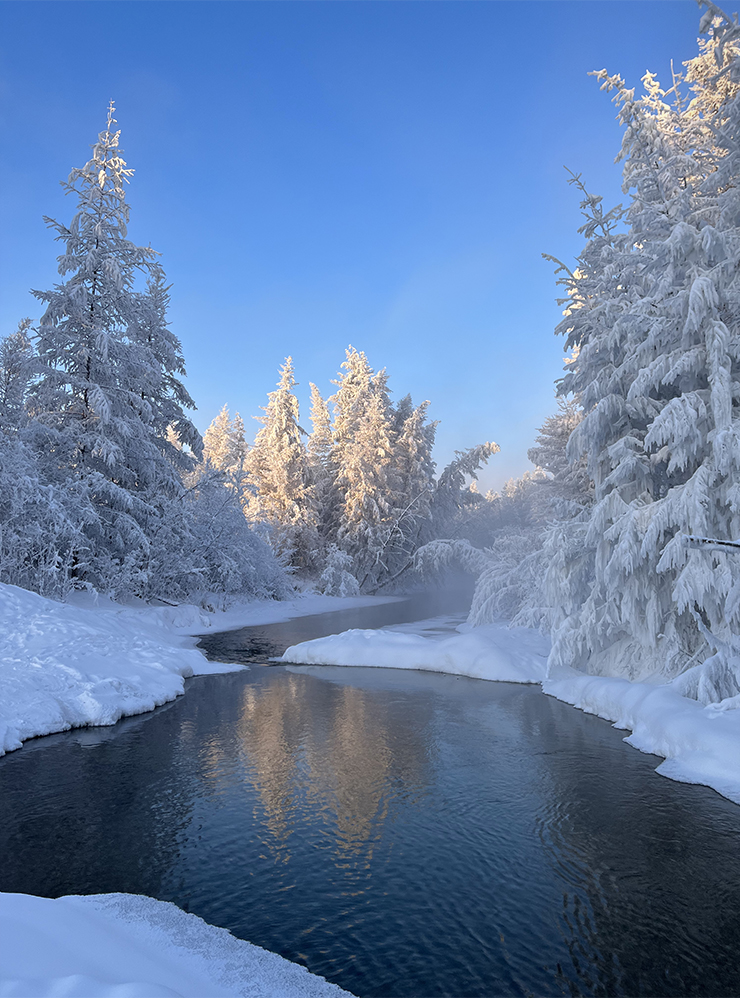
[281,621,549,683]
[0,892,353,998]
[0,582,393,998]
[0,582,398,759]
[281,620,740,805]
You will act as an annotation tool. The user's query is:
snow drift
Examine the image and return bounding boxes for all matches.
[0,583,241,758]
[0,892,353,998]
[280,622,549,683]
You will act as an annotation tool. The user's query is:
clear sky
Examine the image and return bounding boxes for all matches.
[0,0,703,491]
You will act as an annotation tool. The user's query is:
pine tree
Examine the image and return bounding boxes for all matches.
[28,103,201,595]
[528,398,590,504]
[307,383,333,472]
[544,18,740,702]
[323,346,387,559]
[306,382,335,552]
[336,388,395,588]
[245,357,318,571]
[130,264,201,470]
[378,399,438,581]
[203,403,249,498]
[0,319,34,429]
[0,320,91,597]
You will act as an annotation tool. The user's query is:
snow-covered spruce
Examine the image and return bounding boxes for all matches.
[537,19,740,703]
[218,345,449,593]
[243,357,319,574]
[0,106,288,606]
[28,104,201,597]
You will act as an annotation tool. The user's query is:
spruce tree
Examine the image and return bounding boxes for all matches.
[28,103,201,594]
[307,382,335,551]
[336,389,395,588]
[245,358,318,571]
[0,319,34,429]
[545,20,740,702]
[203,403,249,496]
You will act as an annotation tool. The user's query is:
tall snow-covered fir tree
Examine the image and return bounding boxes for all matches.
[543,10,740,703]
[0,107,291,605]
[244,357,318,572]
[0,320,89,597]
[202,403,249,500]
[335,387,395,589]
[0,319,34,429]
[323,347,441,590]
[385,398,438,565]
[27,105,203,594]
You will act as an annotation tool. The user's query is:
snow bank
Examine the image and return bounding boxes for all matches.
[0,583,243,758]
[0,892,353,998]
[280,622,549,683]
[544,671,740,804]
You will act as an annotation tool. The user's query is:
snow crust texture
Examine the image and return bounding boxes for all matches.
[0,893,354,998]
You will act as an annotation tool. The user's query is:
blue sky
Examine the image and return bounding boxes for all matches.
[0,0,702,490]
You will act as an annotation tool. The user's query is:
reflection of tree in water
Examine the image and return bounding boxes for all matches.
[235,671,433,866]
[236,678,304,851]
[308,684,392,860]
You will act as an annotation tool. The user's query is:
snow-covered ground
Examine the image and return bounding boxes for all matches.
[0,583,217,759]
[281,619,549,684]
[281,618,740,805]
[0,892,353,998]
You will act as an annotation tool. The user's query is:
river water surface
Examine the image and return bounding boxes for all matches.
[1,596,739,998]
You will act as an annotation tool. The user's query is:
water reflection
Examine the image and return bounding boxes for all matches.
[234,671,432,864]
[1,601,740,998]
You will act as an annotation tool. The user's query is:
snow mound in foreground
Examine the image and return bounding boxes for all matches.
[280,623,549,683]
[0,583,243,758]
[0,892,354,998]
[544,672,740,805]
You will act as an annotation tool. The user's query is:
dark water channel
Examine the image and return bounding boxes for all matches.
[1,597,739,998]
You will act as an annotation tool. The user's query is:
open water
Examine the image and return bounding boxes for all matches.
[1,596,739,997]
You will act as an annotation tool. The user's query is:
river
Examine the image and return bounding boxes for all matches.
[0,596,739,997]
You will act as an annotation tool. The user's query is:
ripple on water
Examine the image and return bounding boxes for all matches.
[1,601,740,997]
